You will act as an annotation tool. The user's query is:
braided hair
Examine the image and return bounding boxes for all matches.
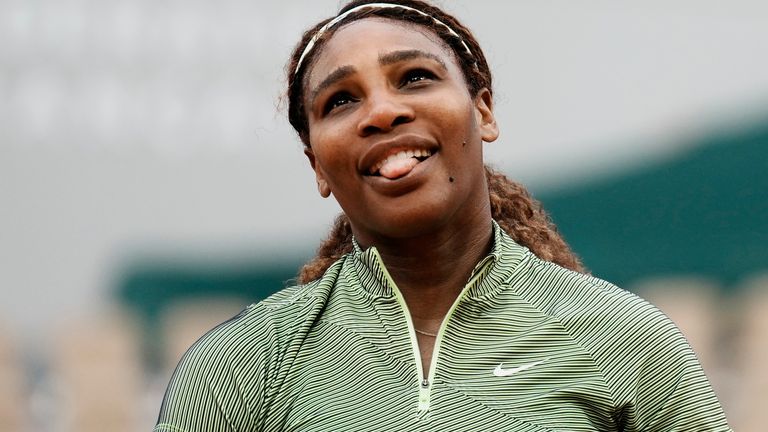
[286,0,584,283]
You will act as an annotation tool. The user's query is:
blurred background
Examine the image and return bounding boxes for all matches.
[1,0,767,430]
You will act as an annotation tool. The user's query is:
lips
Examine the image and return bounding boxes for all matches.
[370,148,433,179]
[361,135,437,180]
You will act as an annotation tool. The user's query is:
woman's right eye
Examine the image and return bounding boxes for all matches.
[323,92,354,114]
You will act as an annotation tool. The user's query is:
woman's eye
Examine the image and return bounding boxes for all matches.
[402,69,436,86]
[323,92,354,114]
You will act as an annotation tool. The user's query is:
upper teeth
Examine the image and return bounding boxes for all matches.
[370,149,432,174]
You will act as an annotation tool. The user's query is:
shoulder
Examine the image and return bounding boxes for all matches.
[187,257,346,364]
[493,231,672,360]
[167,258,347,389]
[513,255,673,349]
[510,255,687,393]
[512,256,730,429]
[156,259,347,430]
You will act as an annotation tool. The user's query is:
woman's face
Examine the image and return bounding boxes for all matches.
[303,18,498,244]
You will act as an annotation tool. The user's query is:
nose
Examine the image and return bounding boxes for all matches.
[356,90,414,137]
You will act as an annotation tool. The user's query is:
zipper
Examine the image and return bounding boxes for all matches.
[372,248,493,412]
[383,264,430,410]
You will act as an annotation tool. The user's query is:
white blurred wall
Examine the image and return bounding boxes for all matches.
[2,0,768,347]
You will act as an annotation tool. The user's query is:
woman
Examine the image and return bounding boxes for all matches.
[155,1,731,430]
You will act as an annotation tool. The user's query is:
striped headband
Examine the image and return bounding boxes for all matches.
[294,3,475,77]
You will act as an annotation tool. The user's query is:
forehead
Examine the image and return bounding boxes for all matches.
[305,17,459,89]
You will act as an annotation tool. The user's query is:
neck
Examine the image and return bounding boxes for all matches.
[356,209,494,321]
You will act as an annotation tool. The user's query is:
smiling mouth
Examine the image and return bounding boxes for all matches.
[367,149,434,180]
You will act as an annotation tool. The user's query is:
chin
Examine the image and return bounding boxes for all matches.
[355,198,458,241]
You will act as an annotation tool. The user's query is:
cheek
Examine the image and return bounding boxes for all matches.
[309,132,353,184]
[309,127,337,159]
[428,92,476,132]
[432,101,479,150]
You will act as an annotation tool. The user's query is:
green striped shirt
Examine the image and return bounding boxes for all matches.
[155,222,731,431]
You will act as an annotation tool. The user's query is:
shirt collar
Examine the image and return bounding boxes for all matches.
[350,220,529,300]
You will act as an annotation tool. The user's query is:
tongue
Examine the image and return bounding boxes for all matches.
[379,157,419,180]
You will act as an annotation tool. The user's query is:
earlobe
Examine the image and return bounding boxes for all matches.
[474,88,499,143]
[304,148,332,198]
[316,178,331,198]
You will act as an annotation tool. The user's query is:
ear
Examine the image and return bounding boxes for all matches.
[474,88,499,143]
[304,147,331,198]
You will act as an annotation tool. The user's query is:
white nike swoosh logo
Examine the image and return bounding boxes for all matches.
[493,359,547,377]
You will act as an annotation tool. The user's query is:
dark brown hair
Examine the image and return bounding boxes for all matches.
[286,0,584,283]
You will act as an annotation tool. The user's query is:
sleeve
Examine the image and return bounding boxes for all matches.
[153,306,281,432]
[616,306,732,431]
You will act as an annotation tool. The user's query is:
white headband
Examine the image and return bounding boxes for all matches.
[294,3,475,77]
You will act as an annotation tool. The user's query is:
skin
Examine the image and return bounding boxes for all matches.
[303,18,499,374]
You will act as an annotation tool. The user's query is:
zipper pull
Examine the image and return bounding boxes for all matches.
[419,378,431,411]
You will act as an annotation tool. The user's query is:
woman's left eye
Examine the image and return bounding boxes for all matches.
[402,69,436,86]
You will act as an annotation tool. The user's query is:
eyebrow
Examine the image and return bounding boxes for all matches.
[379,49,447,70]
[309,65,355,108]
[308,49,447,108]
